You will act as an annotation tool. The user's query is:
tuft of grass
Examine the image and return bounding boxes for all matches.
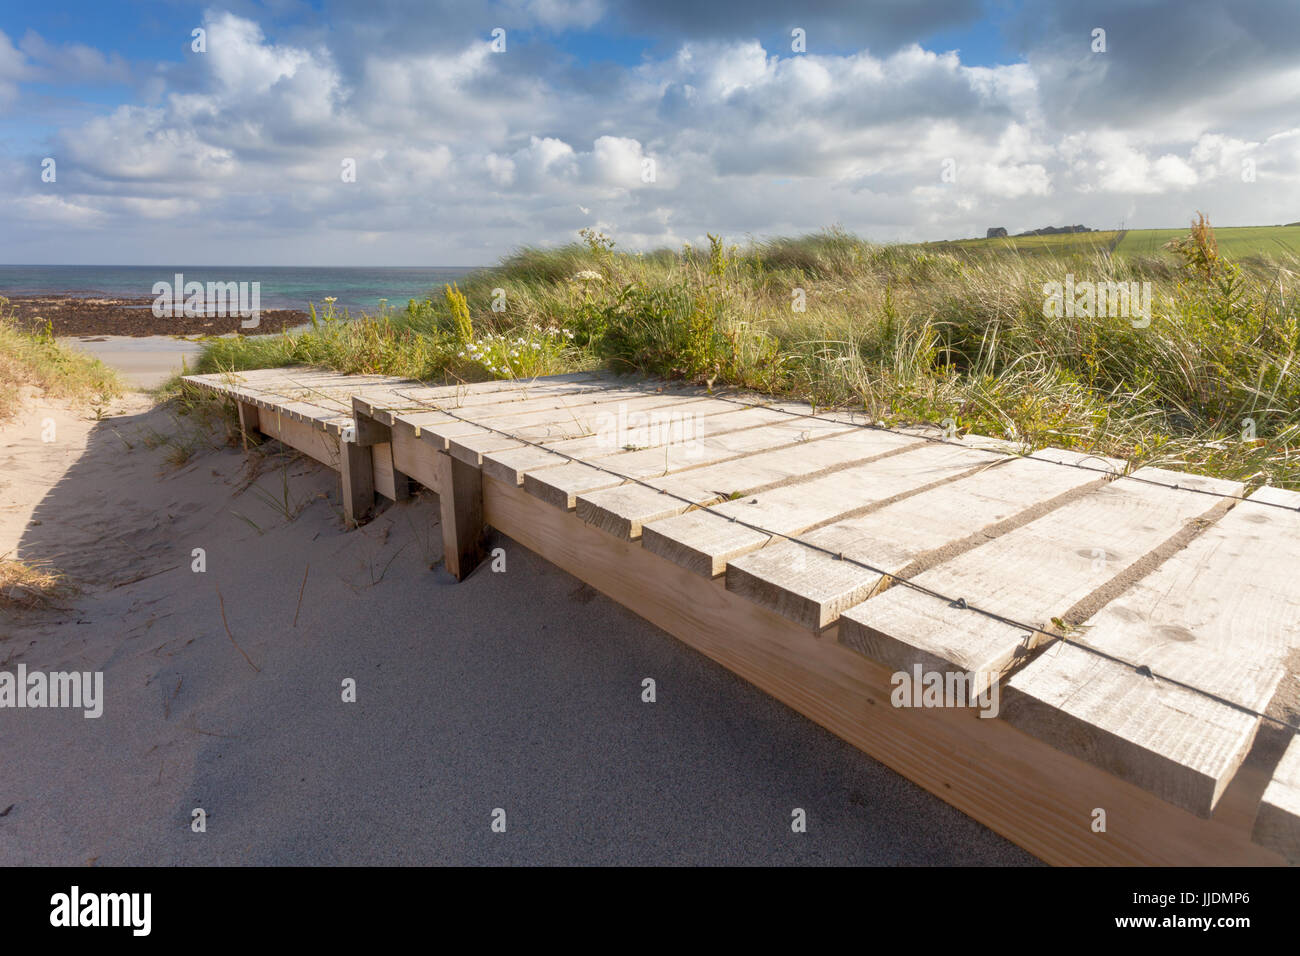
[191,218,1300,488]
[0,297,122,420]
[0,555,74,610]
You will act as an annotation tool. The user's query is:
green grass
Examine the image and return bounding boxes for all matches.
[0,297,122,421]
[920,224,1300,261]
[1115,225,1300,259]
[188,221,1300,490]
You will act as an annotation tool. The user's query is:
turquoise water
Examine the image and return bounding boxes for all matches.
[0,265,478,313]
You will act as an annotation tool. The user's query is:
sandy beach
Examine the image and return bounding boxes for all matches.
[56,335,206,389]
[0,383,1033,865]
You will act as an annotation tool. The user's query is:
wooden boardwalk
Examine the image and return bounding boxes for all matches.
[184,366,1300,865]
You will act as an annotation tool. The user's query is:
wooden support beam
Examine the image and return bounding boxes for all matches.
[256,409,340,467]
[371,441,413,501]
[236,401,261,451]
[340,438,376,527]
[434,450,486,581]
[390,422,442,493]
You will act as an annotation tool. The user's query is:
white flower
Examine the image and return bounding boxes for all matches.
[572,270,602,283]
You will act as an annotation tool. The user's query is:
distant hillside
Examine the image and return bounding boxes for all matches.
[1016,224,1092,237]
[933,224,1300,259]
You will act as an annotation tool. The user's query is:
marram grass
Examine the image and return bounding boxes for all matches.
[0,297,121,421]
[188,222,1300,490]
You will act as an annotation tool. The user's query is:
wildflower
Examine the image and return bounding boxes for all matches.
[572,270,602,283]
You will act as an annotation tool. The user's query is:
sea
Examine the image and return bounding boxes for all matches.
[0,265,477,314]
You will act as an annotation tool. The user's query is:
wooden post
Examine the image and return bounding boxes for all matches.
[340,437,376,527]
[434,450,486,581]
[351,398,414,502]
[236,401,261,451]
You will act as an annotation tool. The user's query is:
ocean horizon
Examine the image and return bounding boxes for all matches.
[0,265,479,313]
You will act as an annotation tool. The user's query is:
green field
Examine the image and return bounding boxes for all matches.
[1114,225,1300,259]
[924,224,1300,260]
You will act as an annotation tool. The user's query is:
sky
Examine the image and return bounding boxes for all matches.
[1,0,1298,266]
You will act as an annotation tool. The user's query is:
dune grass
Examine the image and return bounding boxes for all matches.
[0,554,73,611]
[0,297,122,421]
[189,218,1300,489]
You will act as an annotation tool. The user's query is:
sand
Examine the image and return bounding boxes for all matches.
[56,335,206,389]
[0,389,1034,865]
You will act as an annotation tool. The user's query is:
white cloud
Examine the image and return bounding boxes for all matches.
[2,4,1298,264]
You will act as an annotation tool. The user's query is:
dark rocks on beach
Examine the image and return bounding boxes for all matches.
[2,296,307,337]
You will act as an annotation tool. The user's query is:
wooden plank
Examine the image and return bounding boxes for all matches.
[837,468,1244,698]
[527,414,865,512]
[390,422,443,494]
[726,449,1119,630]
[575,428,941,540]
[207,371,606,432]
[640,441,1003,577]
[257,410,341,468]
[1000,485,1300,816]
[367,375,622,422]
[358,381,650,455]
[340,439,376,526]
[356,370,603,415]
[443,394,762,467]
[1254,732,1300,863]
[482,404,792,487]
[428,386,706,461]
[371,441,411,501]
[434,450,486,581]
[480,473,1281,866]
[236,401,260,451]
[444,392,835,465]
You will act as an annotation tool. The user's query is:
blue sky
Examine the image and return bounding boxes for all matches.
[1,0,1297,265]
